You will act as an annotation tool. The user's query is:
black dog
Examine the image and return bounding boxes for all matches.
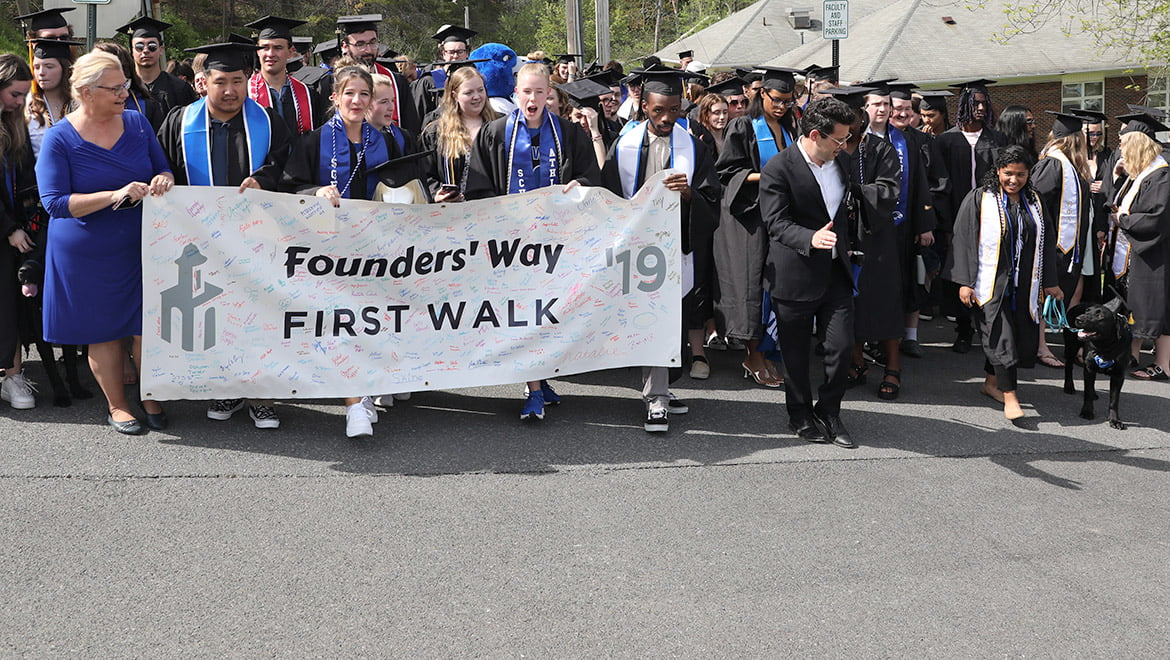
[15,234,93,408]
[1063,300,1132,430]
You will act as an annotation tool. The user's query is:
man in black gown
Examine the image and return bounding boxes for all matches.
[116,16,197,115]
[244,16,327,138]
[758,97,861,448]
[599,69,719,432]
[410,25,477,125]
[335,14,420,134]
[156,42,292,429]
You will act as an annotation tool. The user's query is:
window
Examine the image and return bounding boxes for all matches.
[1061,80,1103,112]
[1147,77,1170,115]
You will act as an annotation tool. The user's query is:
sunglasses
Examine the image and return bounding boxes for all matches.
[133,42,160,53]
[1087,131,1103,137]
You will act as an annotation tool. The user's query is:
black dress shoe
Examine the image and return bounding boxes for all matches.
[900,338,924,358]
[144,410,168,431]
[813,411,856,449]
[107,414,144,435]
[788,416,827,443]
[952,335,972,354]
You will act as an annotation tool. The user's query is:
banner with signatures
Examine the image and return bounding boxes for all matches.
[140,173,682,399]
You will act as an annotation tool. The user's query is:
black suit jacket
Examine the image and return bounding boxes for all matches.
[759,142,854,302]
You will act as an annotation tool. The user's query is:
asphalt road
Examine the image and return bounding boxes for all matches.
[3,319,1169,657]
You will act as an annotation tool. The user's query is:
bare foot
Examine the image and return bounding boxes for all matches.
[980,382,1004,403]
[1003,392,1024,420]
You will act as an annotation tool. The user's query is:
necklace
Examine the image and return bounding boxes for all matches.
[330,119,370,198]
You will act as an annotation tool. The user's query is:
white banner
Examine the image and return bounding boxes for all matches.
[140,173,682,400]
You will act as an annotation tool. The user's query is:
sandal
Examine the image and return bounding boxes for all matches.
[878,369,901,400]
[764,362,785,387]
[845,362,868,388]
[1132,364,1169,381]
[1037,352,1065,368]
[742,361,782,388]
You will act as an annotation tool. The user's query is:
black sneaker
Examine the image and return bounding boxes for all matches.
[249,405,281,429]
[667,392,689,415]
[952,335,972,354]
[644,408,669,432]
[207,398,245,421]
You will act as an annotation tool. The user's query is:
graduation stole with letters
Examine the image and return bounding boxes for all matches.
[504,109,563,194]
[974,188,1044,321]
[319,115,390,200]
[615,120,694,199]
[1045,148,1082,259]
[752,116,792,165]
[371,63,402,126]
[888,126,910,226]
[180,97,271,187]
[1112,155,1168,277]
[248,72,314,135]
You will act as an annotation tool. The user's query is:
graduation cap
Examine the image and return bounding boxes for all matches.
[1070,108,1107,123]
[554,53,581,64]
[560,77,612,113]
[376,57,408,68]
[639,68,686,97]
[642,56,661,68]
[426,58,489,75]
[706,77,746,98]
[916,89,952,112]
[583,61,603,75]
[1117,111,1170,138]
[887,82,918,100]
[371,151,435,204]
[1046,110,1086,138]
[227,32,256,46]
[1126,103,1166,118]
[29,39,82,62]
[432,24,476,44]
[336,14,382,35]
[820,86,876,111]
[379,47,399,59]
[803,64,839,84]
[856,78,898,96]
[584,69,621,88]
[116,16,172,41]
[682,69,710,87]
[186,43,257,73]
[734,67,762,84]
[677,49,693,60]
[949,78,995,92]
[15,7,75,33]
[245,16,306,43]
[314,39,340,58]
[291,36,314,51]
[756,66,804,93]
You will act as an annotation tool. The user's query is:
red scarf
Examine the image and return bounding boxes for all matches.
[371,62,401,126]
[248,72,314,135]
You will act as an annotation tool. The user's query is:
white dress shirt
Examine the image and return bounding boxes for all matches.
[797,139,845,256]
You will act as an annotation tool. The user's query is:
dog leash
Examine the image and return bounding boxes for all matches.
[1043,295,1071,331]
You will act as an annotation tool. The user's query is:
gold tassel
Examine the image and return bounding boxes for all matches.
[27,40,38,96]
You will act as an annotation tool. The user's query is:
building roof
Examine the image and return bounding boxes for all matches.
[656,0,1141,84]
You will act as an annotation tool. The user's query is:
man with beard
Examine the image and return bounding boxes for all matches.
[333,14,420,133]
[245,16,326,137]
[116,16,197,115]
[463,62,601,422]
[600,69,719,431]
[155,42,292,429]
[932,79,1008,353]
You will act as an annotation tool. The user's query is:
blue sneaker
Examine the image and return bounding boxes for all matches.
[540,380,561,405]
[520,391,545,421]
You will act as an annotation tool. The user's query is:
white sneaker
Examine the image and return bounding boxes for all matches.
[360,396,379,424]
[345,403,374,438]
[1,372,36,409]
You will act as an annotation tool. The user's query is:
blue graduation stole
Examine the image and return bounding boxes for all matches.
[504,109,563,194]
[431,68,447,91]
[180,97,271,187]
[888,125,910,226]
[318,116,390,200]
[385,124,406,155]
[752,115,790,165]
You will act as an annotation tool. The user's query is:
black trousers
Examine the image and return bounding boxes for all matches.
[774,269,855,418]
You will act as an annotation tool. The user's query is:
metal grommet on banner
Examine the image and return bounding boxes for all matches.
[290,390,297,395]
[298,199,305,204]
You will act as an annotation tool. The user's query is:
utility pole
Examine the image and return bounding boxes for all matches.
[565,0,584,66]
[595,0,610,64]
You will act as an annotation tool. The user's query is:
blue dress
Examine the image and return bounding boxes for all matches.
[36,110,171,344]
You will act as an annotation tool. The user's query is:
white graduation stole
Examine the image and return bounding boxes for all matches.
[974,190,1045,321]
[1113,155,1169,277]
[1045,149,1080,255]
[615,121,695,199]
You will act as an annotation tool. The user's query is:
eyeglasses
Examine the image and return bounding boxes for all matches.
[346,38,379,50]
[93,80,131,93]
[443,47,468,56]
[1025,118,1036,125]
[764,93,796,108]
[1087,131,1104,137]
[821,131,851,147]
[729,99,747,106]
[133,42,160,53]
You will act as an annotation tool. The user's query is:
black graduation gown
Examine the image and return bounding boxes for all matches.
[944,188,1058,368]
[410,72,441,129]
[1116,166,1170,338]
[280,125,401,200]
[145,71,197,115]
[256,77,329,137]
[877,127,939,312]
[0,141,35,366]
[418,123,471,196]
[1088,146,1115,238]
[841,135,902,341]
[293,65,331,100]
[157,105,291,190]
[126,90,166,131]
[1031,155,1092,299]
[463,112,602,200]
[932,125,1008,233]
[711,113,797,341]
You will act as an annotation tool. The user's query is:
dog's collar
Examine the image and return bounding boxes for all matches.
[1093,355,1116,370]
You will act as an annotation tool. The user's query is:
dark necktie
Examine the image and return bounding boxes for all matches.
[210,119,229,187]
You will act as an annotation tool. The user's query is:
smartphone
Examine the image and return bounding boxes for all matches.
[112,195,142,211]
[439,184,459,194]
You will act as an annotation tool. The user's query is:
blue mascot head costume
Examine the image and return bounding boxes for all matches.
[471,43,518,99]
